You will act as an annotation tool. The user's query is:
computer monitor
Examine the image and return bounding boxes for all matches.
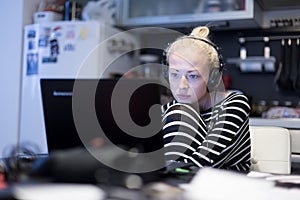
[40,78,164,153]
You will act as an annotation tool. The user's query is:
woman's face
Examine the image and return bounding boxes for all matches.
[168,49,210,104]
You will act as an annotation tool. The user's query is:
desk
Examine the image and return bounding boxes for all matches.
[1,145,300,200]
[1,169,300,200]
[0,176,188,200]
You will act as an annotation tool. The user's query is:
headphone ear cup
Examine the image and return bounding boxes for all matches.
[207,68,222,91]
[162,64,168,81]
[162,52,169,81]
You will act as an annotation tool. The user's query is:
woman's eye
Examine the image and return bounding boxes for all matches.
[188,74,200,80]
[170,72,179,78]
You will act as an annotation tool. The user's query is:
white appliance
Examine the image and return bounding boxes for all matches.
[20,21,139,154]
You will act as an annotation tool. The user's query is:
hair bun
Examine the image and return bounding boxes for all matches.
[190,26,210,39]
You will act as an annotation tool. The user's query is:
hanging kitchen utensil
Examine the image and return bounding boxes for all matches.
[275,39,293,91]
[239,37,247,59]
[291,38,299,88]
[264,37,270,58]
[294,38,300,91]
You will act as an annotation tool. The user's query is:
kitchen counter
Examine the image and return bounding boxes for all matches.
[250,117,300,129]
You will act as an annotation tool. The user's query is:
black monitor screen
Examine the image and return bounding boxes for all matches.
[40,78,164,153]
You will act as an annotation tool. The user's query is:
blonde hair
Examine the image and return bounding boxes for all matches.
[166,26,220,70]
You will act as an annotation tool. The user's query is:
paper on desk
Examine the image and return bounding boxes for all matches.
[247,171,274,178]
[180,167,300,200]
[13,183,106,200]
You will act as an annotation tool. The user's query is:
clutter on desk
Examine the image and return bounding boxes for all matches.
[1,142,42,183]
[248,171,300,188]
[12,183,106,200]
[29,147,165,188]
[143,182,183,200]
[182,167,300,200]
[266,175,300,184]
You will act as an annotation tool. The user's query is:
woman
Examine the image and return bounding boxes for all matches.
[162,26,251,172]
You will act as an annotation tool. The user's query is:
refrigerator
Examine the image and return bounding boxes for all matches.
[19,21,140,155]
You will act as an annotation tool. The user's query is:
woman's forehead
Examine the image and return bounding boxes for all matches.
[169,50,210,70]
[170,47,208,60]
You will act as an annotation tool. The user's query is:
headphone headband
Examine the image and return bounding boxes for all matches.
[180,36,225,71]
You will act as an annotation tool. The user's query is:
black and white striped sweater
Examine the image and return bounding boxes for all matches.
[161,92,251,172]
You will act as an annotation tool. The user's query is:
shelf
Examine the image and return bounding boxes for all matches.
[226,56,276,72]
[227,56,276,64]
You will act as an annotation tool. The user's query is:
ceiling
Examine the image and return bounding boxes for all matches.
[256,0,300,10]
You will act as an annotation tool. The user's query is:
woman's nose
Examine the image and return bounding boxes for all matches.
[179,75,189,89]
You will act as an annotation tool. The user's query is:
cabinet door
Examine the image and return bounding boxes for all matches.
[117,0,259,28]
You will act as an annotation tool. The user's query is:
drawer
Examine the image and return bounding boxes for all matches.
[290,130,300,153]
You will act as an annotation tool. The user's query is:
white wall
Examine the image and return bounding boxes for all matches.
[0,1,24,158]
[0,0,40,158]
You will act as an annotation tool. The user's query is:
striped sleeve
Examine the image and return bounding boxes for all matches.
[162,93,251,172]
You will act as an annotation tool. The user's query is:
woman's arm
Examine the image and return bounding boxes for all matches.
[162,93,251,171]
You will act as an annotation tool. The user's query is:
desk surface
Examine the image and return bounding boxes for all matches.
[1,170,300,200]
[0,175,190,200]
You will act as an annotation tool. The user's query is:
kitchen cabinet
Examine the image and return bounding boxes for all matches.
[116,0,262,29]
[250,118,300,164]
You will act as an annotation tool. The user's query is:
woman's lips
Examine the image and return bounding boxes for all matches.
[176,94,191,99]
